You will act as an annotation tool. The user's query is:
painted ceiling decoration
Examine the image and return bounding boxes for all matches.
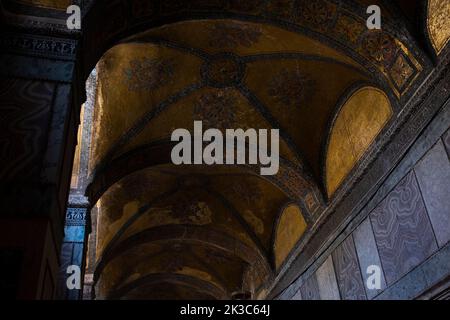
[11,0,449,300]
[2,0,432,96]
[85,18,400,299]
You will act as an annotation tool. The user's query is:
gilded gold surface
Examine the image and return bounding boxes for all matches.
[274,204,307,269]
[427,0,450,55]
[90,20,370,175]
[90,44,203,170]
[128,20,363,68]
[89,19,401,299]
[326,87,392,196]
[245,58,368,178]
[13,0,435,299]
[94,165,290,258]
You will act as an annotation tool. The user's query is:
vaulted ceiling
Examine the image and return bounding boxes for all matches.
[5,0,449,300]
[84,14,423,299]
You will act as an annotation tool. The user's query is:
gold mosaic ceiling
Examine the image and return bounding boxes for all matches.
[15,0,443,300]
[90,20,371,181]
[427,0,450,55]
[85,18,403,300]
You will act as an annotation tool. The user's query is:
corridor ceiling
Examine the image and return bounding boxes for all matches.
[5,0,449,300]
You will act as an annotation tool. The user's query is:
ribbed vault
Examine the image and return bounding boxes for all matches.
[84,17,405,299]
[8,0,443,300]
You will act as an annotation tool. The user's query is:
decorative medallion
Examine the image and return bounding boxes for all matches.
[389,53,415,92]
[334,13,365,44]
[297,0,336,32]
[360,31,398,68]
[202,54,245,88]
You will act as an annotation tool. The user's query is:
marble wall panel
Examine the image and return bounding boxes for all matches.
[299,273,320,300]
[415,140,450,247]
[332,235,366,300]
[353,218,387,299]
[315,255,340,300]
[370,171,438,285]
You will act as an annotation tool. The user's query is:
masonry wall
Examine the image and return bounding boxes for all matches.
[278,100,450,300]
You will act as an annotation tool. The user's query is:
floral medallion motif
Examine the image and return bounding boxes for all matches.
[361,31,398,68]
[202,54,245,88]
[335,14,365,44]
[123,58,174,91]
[298,0,336,32]
[389,54,415,91]
[268,68,315,109]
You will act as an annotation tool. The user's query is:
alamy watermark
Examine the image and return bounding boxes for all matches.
[366,265,382,290]
[366,5,382,30]
[171,121,280,176]
[66,4,382,31]
[66,265,81,290]
[66,5,81,30]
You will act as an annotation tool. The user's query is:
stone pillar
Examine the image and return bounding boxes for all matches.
[0,31,82,299]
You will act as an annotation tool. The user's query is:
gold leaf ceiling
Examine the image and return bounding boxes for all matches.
[86,19,399,299]
[13,0,445,300]
[427,0,450,55]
